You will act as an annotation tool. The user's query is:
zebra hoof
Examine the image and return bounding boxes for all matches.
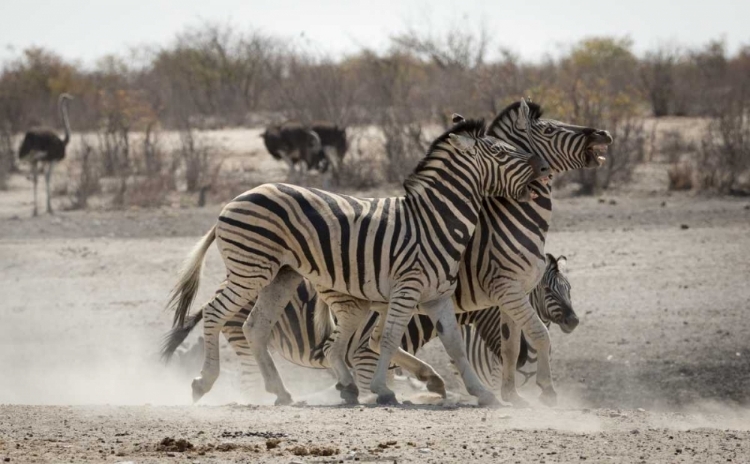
[274,394,294,406]
[191,378,207,404]
[335,382,360,405]
[376,393,398,406]
[540,389,557,407]
[477,392,502,408]
[425,376,447,398]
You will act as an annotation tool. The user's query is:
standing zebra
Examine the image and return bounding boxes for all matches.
[166,114,549,406]
[164,101,611,406]
[18,93,73,216]
[445,102,610,406]
[161,254,576,396]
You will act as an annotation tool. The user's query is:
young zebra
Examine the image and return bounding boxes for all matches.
[162,254,575,396]
[453,254,575,389]
[166,115,549,406]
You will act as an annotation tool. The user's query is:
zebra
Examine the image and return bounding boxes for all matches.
[165,113,550,406]
[164,101,611,406]
[162,254,576,397]
[453,254,575,389]
[441,101,610,407]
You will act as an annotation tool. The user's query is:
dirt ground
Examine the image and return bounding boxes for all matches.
[1,135,750,462]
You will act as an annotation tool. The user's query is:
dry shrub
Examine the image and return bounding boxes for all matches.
[336,130,386,189]
[667,163,694,191]
[696,105,750,193]
[176,126,211,192]
[658,128,697,164]
[68,136,101,210]
[381,113,428,184]
[122,174,175,208]
[0,124,13,190]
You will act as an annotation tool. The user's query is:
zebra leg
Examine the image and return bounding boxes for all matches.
[497,293,556,406]
[242,267,302,405]
[221,306,261,398]
[421,296,500,407]
[45,162,54,214]
[368,313,446,398]
[498,315,529,407]
[369,287,424,405]
[321,291,370,404]
[194,279,266,403]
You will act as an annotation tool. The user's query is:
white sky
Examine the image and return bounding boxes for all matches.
[1,0,748,66]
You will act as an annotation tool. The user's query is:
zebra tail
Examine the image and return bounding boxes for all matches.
[311,298,335,361]
[160,309,204,362]
[166,225,216,328]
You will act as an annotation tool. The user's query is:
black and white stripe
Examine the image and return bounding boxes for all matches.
[165,116,546,406]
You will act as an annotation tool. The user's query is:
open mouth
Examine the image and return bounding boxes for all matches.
[585,132,614,168]
[585,143,610,167]
[527,175,552,200]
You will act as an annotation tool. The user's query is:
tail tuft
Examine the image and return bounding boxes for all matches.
[161,309,204,362]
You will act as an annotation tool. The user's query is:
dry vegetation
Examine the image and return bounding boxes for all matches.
[1,23,748,204]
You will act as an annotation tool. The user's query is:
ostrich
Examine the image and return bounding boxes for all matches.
[18,93,73,216]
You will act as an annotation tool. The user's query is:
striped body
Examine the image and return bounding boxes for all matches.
[166,117,546,405]
[163,101,611,406]
[167,255,575,394]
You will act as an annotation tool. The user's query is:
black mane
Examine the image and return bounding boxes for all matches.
[489,101,544,130]
[406,118,486,183]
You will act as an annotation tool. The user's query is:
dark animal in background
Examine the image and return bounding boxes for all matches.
[18,93,74,216]
[260,122,322,174]
[310,121,347,174]
[261,121,347,175]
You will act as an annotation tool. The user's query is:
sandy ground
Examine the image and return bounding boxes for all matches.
[1,135,750,462]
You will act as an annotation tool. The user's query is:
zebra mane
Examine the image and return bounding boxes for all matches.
[404,118,486,191]
[489,101,544,130]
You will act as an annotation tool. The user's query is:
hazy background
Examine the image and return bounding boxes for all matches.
[2,0,749,64]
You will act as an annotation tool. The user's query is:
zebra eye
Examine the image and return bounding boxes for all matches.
[543,127,555,135]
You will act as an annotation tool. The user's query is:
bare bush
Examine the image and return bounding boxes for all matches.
[641,44,680,117]
[0,124,14,190]
[381,114,428,183]
[334,129,386,189]
[659,129,697,164]
[667,163,694,191]
[68,137,101,210]
[696,107,750,193]
[177,125,211,192]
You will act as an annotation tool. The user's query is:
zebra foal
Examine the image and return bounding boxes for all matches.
[166,116,549,406]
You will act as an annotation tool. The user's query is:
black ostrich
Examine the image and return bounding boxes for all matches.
[18,93,73,216]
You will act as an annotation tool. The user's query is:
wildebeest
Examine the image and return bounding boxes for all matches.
[260,122,322,174]
[261,121,347,174]
[311,121,347,173]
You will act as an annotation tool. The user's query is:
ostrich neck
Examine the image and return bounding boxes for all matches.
[59,99,71,145]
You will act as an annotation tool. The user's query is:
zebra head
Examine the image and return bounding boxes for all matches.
[445,114,550,202]
[488,99,614,174]
[537,254,578,333]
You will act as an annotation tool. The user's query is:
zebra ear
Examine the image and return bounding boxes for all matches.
[517,98,531,130]
[448,133,476,152]
[556,255,567,272]
[451,113,465,124]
